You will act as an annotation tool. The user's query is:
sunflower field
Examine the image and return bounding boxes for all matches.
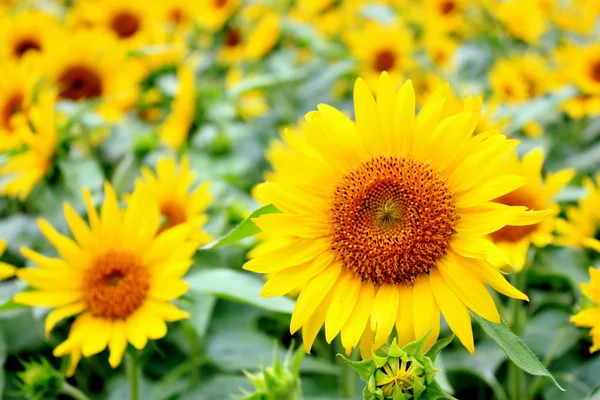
[1,0,600,399]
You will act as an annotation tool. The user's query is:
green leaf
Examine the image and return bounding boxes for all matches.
[205,204,280,248]
[186,268,295,313]
[180,292,216,338]
[472,314,564,391]
[336,354,376,382]
[421,381,457,400]
[425,336,455,362]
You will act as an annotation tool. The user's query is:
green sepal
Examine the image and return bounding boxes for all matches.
[402,330,431,358]
[424,336,454,362]
[337,354,377,381]
[421,381,458,400]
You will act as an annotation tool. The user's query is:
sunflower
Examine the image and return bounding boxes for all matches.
[493,0,547,44]
[0,9,61,61]
[135,156,212,244]
[14,182,197,374]
[488,149,574,271]
[424,0,467,34]
[422,33,458,70]
[196,0,241,32]
[244,73,546,356]
[571,267,600,353]
[556,173,600,252]
[45,31,142,121]
[0,240,16,280]
[159,61,196,150]
[0,58,41,150]
[70,0,160,49]
[489,54,550,104]
[159,0,201,31]
[344,22,415,90]
[0,92,58,200]
[552,0,600,36]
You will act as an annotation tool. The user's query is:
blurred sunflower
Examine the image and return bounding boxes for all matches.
[0,241,16,280]
[490,54,550,104]
[245,73,545,357]
[0,92,58,200]
[159,0,201,31]
[571,267,600,353]
[159,61,196,150]
[196,0,241,32]
[344,22,415,89]
[422,32,458,70]
[552,0,600,36]
[424,0,467,34]
[218,7,280,65]
[226,67,269,121]
[72,0,160,48]
[493,0,547,44]
[489,149,574,271]
[135,156,212,244]
[0,9,61,61]
[46,31,142,121]
[556,173,600,252]
[14,182,197,375]
[0,59,41,150]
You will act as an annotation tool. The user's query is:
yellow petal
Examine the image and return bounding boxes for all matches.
[126,309,149,350]
[429,269,474,353]
[412,275,440,349]
[456,175,528,208]
[253,213,328,238]
[63,202,95,251]
[146,299,190,321]
[325,272,361,343]
[462,257,528,301]
[14,290,81,307]
[341,281,375,353]
[395,284,415,346]
[100,182,122,233]
[45,302,87,336]
[148,279,188,301]
[456,203,524,236]
[37,219,88,266]
[370,284,399,350]
[244,238,330,274]
[108,319,128,368]
[82,317,112,356]
[394,80,416,154]
[290,263,342,334]
[302,291,333,353]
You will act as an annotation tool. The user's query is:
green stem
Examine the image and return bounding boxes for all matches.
[526,329,568,400]
[126,352,141,400]
[60,381,92,400]
[508,271,527,400]
[337,339,357,399]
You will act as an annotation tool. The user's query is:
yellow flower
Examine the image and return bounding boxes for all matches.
[14,182,196,374]
[489,149,574,271]
[217,7,281,65]
[0,58,42,151]
[159,61,196,150]
[196,0,241,32]
[0,92,58,200]
[424,0,468,34]
[344,22,415,89]
[135,156,212,245]
[0,9,61,61]
[422,33,458,70]
[45,30,142,121]
[556,173,600,252]
[493,0,547,44]
[489,54,550,104]
[159,0,202,31]
[0,240,16,280]
[244,73,543,357]
[571,267,600,353]
[552,0,600,36]
[226,67,269,121]
[69,0,160,49]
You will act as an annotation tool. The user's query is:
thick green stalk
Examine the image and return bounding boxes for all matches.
[60,382,92,400]
[126,352,141,400]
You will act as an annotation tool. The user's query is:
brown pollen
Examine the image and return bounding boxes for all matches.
[2,93,24,130]
[491,190,542,243]
[330,156,456,285]
[214,0,228,8]
[589,60,600,83]
[82,251,149,319]
[58,65,103,101]
[373,50,396,72]
[159,200,188,233]
[110,11,141,38]
[440,0,456,15]
[13,37,42,58]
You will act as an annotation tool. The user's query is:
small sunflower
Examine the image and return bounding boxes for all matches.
[424,0,467,34]
[45,31,142,121]
[493,0,547,44]
[571,267,600,353]
[0,59,42,150]
[489,149,574,271]
[490,54,550,104]
[245,73,546,356]
[0,240,16,280]
[0,92,58,200]
[196,0,241,32]
[344,22,415,89]
[556,173,600,252]
[0,9,61,61]
[159,61,196,150]
[14,182,197,374]
[135,156,212,244]
[159,0,201,31]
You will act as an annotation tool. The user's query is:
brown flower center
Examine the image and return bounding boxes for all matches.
[110,11,141,39]
[490,190,542,242]
[440,0,456,15]
[170,8,185,25]
[82,251,149,319]
[373,50,396,72]
[589,60,600,83]
[214,0,228,8]
[2,93,24,130]
[225,28,241,47]
[13,37,42,58]
[159,200,187,232]
[58,65,103,101]
[330,156,456,285]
